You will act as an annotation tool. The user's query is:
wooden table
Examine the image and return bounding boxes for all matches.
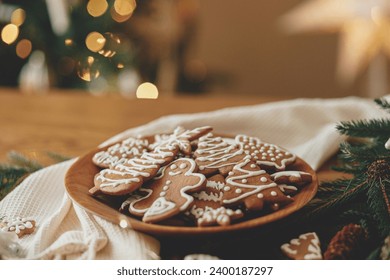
[0,87,342,259]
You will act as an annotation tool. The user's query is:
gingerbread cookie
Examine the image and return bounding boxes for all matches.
[278,184,298,195]
[150,126,212,155]
[235,135,296,171]
[92,137,149,168]
[0,216,36,238]
[222,158,293,211]
[194,133,246,176]
[271,171,312,186]
[186,174,243,226]
[281,232,322,260]
[90,146,179,196]
[129,158,206,223]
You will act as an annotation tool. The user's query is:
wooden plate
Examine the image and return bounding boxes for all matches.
[65,140,318,236]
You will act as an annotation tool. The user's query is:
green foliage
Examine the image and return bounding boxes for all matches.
[308,98,390,247]
[0,151,68,201]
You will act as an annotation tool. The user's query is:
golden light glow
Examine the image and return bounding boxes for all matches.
[11,8,26,26]
[1,24,19,45]
[97,33,120,57]
[114,0,136,16]
[117,63,124,69]
[87,0,108,17]
[119,219,128,228]
[77,56,100,82]
[64,38,73,46]
[136,82,159,99]
[85,32,106,52]
[16,39,32,59]
[110,6,132,23]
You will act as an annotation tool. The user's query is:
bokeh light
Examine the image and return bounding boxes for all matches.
[77,56,100,82]
[110,6,132,23]
[136,82,159,99]
[114,0,136,17]
[1,24,19,45]
[97,32,120,58]
[87,0,109,17]
[64,39,73,46]
[11,8,26,26]
[85,31,106,52]
[16,39,32,59]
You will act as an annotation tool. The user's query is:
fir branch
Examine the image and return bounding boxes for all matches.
[336,119,390,138]
[307,179,368,217]
[375,98,390,114]
[367,179,390,237]
[45,151,71,163]
[7,151,43,172]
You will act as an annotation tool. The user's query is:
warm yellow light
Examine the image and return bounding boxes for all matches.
[77,56,100,82]
[117,63,124,69]
[11,8,26,26]
[85,32,106,52]
[1,24,19,45]
[16,39,32,59]
[136,82,159,99]
[87,0,108,17]
[110,6,132,23]
[114,0,136,16]
[64,38,73,46]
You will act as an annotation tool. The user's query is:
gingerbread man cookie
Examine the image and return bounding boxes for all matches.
[129,158,206,223]
[194,133,246,176]
[235,135,296,171]
[222,158,293,211]
[281,232,322,260]
[271,171,312,186]
[0,216,36,238]
[150,126,212,155]
[186,174,243,226]
[92,137,149,168]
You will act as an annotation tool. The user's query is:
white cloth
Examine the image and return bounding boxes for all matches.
[0,96,388,259]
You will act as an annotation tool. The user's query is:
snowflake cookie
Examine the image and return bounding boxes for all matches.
[0,216,36,238]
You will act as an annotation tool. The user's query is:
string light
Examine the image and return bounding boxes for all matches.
[136,82,159,99]
[10,8,26,26]
[77,56,100,82]
[16,39,32,59]
[110,6,132,23]
[1,24,19,45]
[114,0,136,17]
[87,0,108,17]
[85,31,106,52]
[64,38,73,46]
[97,32,120,58]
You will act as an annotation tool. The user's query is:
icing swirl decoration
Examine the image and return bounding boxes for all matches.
[92,137,149,168]
[194,133,245,176]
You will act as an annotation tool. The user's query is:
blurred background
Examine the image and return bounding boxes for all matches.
[0,0,389,98]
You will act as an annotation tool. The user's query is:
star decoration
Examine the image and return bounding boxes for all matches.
[281,0,390,84]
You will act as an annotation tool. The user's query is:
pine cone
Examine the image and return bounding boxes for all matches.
[324,224,367,260]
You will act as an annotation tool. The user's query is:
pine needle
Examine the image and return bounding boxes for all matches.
[336,119,390,138]
[7,151,43,172]
[375,98,390,114]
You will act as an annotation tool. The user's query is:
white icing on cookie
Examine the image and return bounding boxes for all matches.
[223,159,277,204]
[271,171,311,180]
[195,133,244,171]
[96,169,141,188]
[235,135,296,170]
[192,191,223,202]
